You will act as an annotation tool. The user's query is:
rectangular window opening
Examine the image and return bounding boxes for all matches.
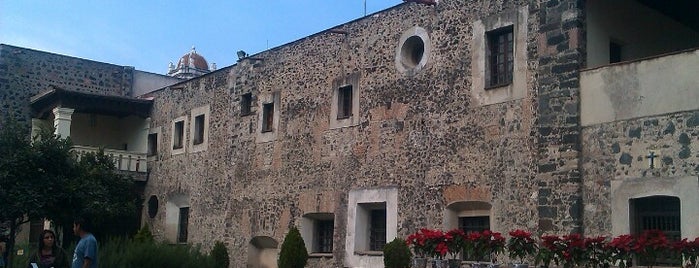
[609,41,622,64]
[173,121,184,149]
[459,216,490,261]
[147,133,158,156]
[486,26,514,89]
[337,85,353,119]
[193,114,205,145]
[315,220,334,253]
[178,207,189,243]
[241,93,252,116]
[262,103,274,133]
[369,209,387,251]
[631,196,680,266]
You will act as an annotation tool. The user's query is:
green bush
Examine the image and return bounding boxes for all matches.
[133,225,153,243]
[278,227,308,268]
[97,236,215,268]
[383,237,412,268]
[211,241,229,268]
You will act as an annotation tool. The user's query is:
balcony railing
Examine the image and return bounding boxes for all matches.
[581,48,699,126]
[73,145,147,173]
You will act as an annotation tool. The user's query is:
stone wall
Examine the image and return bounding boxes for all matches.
[582,110,699,237]
[0,44,134,127]
[140,1,568,266]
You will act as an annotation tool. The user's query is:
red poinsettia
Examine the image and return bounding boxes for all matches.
[445,229,467,259]
[466,230,505,262]
[608,234,635,268]
[633,230,670,267]
[507,229,537,264]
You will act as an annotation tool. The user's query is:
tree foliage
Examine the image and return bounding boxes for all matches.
[211,241,230,268]
[278,227,308,268]
[0,118,140,265]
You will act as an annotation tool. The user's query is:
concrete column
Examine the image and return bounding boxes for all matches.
[52,107,74,138]
[31,118,45,141]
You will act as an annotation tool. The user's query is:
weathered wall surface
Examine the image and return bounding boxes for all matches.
[582,111,699,237]
[0,44,134,127]
[142,0,588,266]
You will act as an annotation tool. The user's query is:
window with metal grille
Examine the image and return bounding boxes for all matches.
[631,196,680,266]
[337,85,353,119]
[241,93,252,116]
[173,121,184,149]
[369,209,387,251]
[193,114,205,145]
[147,133,158,156]
[459,216,490,261]
[486,26,514,88]
[178,207,189,243]
[262,103,274,132]
[316,220,334,253]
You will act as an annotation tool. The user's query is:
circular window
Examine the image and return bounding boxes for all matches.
[401,36,425,68]
[395,26,431,75]
[147,195,159,218]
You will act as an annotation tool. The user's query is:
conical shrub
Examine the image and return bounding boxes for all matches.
[211,241,230,268]
[278,227,308,268]
[384,237,412,268]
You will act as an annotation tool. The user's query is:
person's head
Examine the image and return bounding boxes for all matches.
[37,230,56,250]
[73,216,93,236]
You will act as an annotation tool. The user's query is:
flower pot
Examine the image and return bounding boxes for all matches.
[511,264,528,268]
[412,257,428,268]
[447,259,461,268]
[431,259,450,268]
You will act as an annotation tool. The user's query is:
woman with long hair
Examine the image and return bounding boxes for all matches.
[28,230,69,268]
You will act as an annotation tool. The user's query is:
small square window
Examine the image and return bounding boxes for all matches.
[241,93,252,116]
[369,209,386,251]
[609,42,622,63]
[486,26,514,88]
[315,220,334,253]
[173,121,184,149]
[337,85,353,119]
[261,103,274,133]
[193,114,205,145]
[147,133,158,156]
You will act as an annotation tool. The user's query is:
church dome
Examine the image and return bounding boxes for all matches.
[176,47,209,71]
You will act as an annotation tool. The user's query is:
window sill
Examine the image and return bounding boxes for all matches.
[484,82,512,90]
[354,251,383,256]
[308,253,333,258]
[261,129,273,133]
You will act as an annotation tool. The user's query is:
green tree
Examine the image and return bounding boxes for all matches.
[278,227,308,268]
[0,119,141,266]
[0,120,73,267]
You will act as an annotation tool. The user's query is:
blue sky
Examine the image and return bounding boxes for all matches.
[1,0,402,74]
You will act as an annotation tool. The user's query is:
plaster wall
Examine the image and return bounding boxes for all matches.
[581,49,699,126]
[132,70,182,97]
[70,113,148,152]
[586,0,699,68]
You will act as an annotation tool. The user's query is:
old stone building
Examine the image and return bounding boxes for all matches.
[3,0,699,267]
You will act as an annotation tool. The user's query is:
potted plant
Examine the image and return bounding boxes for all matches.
[407,229,432,268]
[559,233,587,268]
[584,236,611,268]
[674,237,699,267]
[608,234,635,268]
[634,230,670,268]
[466,230,505,268]
[507,230,537,268]
[444,229,466,268]
[536,235,564,268]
